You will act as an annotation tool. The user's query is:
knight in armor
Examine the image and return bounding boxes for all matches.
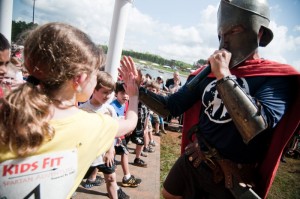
[121,0,300,198]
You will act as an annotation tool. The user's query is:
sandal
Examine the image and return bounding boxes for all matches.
[83,176,104,188]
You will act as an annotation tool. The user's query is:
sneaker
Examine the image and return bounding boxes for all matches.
[134,150,148,157]
[115,159,121,165]
[143,146,155,153]
[117,188,130,199]
[133,158,147,167]
[83,176,104,188]
[149,140,156,147]
[141,151,148,157]
[149,146,155,152]
[122,175,142,187]
[154,132,161,136]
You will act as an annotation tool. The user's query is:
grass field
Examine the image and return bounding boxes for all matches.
[160,129,300,199]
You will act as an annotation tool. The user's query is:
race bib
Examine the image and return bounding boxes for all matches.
[0,149,77,199]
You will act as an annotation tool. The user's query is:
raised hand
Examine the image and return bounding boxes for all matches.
[119,56,142,85]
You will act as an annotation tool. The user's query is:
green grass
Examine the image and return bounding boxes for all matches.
[160,134,181,185]
[160,131,300,199]
[268,158,300,199]
[160,132,181,199]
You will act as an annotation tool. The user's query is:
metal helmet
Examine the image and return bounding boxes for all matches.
[217,0,273,68]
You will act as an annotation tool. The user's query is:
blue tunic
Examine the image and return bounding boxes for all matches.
[164,76,295,163]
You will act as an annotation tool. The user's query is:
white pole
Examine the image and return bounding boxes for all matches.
[0,0,13,43]
[105,0,133,82]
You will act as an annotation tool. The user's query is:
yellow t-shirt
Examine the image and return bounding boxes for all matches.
[0,109,118,199]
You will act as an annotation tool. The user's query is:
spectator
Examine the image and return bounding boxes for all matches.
[145,81,164,139]
[1,63,18,90]
[165,71,181,92]
[286,132,300,159]
[0,33,10,94]
[111,81,142,187]
[156,76,168,91]
[169,77,181,93]
[130,101,149,168]
[80,71,129,199]
[10,56,24,84]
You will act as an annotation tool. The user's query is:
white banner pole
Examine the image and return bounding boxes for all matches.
[0,0,13,43]
[105,0,133,82]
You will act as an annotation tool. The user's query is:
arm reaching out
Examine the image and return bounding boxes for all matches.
[116,56,139,136]
[119,56,143,86]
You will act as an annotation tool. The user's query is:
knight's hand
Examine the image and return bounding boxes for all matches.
[208,49,232,80]
[185,140,203,168]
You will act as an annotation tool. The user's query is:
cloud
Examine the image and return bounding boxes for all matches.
[124,3,219,64]
[14,0,299,70]
[294,26,300,32]
[16,0,115,45]
[260,21,300,71]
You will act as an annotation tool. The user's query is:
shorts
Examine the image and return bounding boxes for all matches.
[97,163,116,174]
[163,155,233,199]
[152,113,160,123]
[130,129,145,145]
[84,163,116,178]
[131,135,144,145]
[125,134,131,144]
[115,138,128,155]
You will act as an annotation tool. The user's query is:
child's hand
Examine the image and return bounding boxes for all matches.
[118,57,138,97]
[104,150,115,167]
[119,56,142,85]
[124,73,138,97]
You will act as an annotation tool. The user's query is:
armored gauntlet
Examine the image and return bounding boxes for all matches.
[216,76,268,144]
[139,87,171,118]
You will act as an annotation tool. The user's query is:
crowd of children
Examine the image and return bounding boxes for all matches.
[77,70,169,199]
[79,73,169,198]
[0,29,167,199]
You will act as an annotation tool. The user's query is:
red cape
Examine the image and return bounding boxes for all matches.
[181,59,300,198]
[0,87,3,98]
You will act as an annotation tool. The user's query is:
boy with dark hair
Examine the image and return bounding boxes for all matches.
[111,81,142,187]
[130,101,149,167]
[80,71,129,199]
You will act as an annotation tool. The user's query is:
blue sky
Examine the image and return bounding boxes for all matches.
[13,0,300,70]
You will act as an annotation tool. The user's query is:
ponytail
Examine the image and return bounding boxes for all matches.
[0,82,54,156]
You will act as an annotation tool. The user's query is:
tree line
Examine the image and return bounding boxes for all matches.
[12,20,206,71]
